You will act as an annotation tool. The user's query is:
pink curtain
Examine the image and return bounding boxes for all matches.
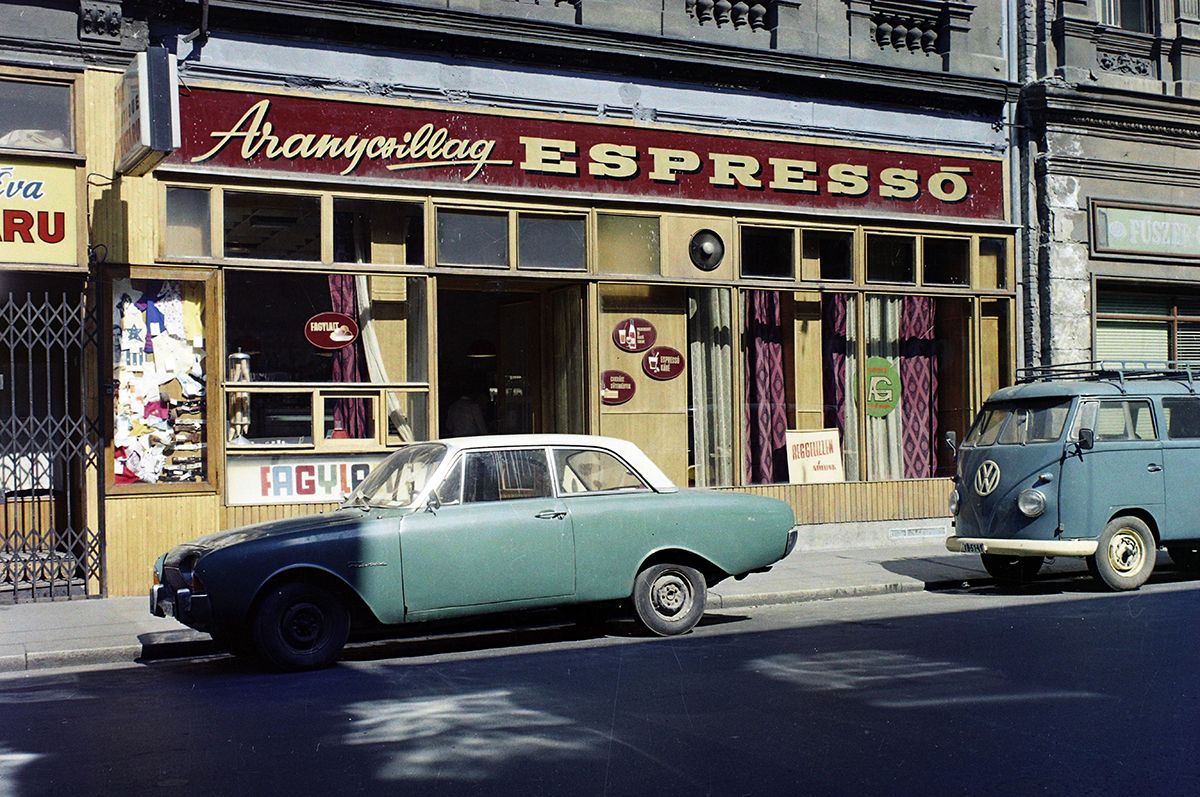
[328,274,368,438]
[743,291,789,483]
[822,293,848,443]
[900,296,938,478]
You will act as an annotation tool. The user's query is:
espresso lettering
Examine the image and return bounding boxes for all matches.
[588,143,639,179]
[880,167,920,200]
[520,136,579,175]
[929,167,971,202]
[710,153,763,189]
[648,147,702,182]
[768,158,819,193]
[828,163,870,196]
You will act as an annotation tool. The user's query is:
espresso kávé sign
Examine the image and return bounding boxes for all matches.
[305,312,359,350]
[642,346,685,381]
[174,88,1006,221]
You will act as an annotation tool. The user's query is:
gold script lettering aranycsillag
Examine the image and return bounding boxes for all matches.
[191,100,510,180]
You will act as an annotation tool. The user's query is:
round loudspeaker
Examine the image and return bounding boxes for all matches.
[689,229,725,272]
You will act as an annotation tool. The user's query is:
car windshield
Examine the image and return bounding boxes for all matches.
[345,443,447,508]
[963,399,1072,446]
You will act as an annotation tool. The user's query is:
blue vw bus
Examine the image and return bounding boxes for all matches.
[946,364,1200,590]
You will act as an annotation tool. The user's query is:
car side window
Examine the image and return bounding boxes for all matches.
[463,449,552,503]
[1163,397,1200,439]
[555,448,646,494]
[1093,399,1157,441]
[434,458,463,506]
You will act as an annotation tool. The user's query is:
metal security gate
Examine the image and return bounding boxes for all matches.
[0,288,104,601]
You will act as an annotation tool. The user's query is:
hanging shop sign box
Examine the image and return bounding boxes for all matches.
[642,346,685,381]
[600,370,637,405]
[116,46,181,176]
[612,317,657,353]
[226,453,388,506]
[305,312,359,350]
[0,161,78,266]
[173,88,1006,221]
[785,430,844,484]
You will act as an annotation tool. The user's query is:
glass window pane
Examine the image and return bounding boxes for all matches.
[689,287,734,486]
[0,80,72,152]
[165,188,211,258]
[518,214,586,270]
[1164,398,1200,439]
[979,238,1007,290]
[228,391,311,446]
[437,209,508,267]
[323,395,376,441]
[923,238,970,286]
[385,391,429,445]
[803,230,853,281]
[224,192,320,261]
[741,226,794,279]
[981,300,1012,396]
[556,448,645,493]
[463,449,552,502]
[597,214,660,275]
[867,234,915,283]
[112,277,208,484]
[435,457,463,505]
[333,199,424,265]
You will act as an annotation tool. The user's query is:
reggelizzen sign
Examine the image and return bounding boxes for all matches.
[0,162,78,265]
[173,88,1006,221]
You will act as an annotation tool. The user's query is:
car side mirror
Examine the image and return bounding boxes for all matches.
[424,492,441,514]
[943,430,957,457]
[1078,428,1095,451]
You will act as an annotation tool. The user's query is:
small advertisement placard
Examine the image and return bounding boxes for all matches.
[785,430,844,484]
[226,453,388,506]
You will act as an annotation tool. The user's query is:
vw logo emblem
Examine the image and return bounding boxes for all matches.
[974,460,1001,497]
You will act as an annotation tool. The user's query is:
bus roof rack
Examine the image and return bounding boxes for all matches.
[1017,361,1200,392]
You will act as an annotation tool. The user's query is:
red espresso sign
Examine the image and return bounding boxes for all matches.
[600,370,637,405]
[305,312,359,350]
[642,346,685,381]
[612,317,657,353]
[174,88,1006,221]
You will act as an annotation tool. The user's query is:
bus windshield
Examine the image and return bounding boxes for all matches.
[963,399,1072,447]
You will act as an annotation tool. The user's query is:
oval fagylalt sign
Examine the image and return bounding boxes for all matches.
[305,312,359,350]
[600,370,637,406]
[612,317,657,353]
[642,346,685,381]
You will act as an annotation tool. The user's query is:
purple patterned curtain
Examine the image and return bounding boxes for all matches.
[899,296,938,478]
[822,293,848,443]
[328,274,368,438]
[743,291,789,484]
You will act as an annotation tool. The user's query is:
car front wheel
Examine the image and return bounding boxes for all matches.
[632,563,706,636]
[252,581,350,671]
[1091,516,1156,592]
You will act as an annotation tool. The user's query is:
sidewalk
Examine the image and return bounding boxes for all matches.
[0,524,1092,673]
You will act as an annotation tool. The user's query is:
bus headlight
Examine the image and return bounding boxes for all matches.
[949,488,960,516]
[1018,489,1046,518]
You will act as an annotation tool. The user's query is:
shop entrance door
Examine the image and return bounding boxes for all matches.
[0,284,104,601]
[437,280,586,437]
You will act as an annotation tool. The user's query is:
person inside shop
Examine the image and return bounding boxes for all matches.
[444,379,491,438]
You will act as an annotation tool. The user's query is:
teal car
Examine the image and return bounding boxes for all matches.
[151,434,799,670]
[946,365,1200,591]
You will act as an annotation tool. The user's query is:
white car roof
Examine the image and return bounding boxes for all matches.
[438,434,678,493]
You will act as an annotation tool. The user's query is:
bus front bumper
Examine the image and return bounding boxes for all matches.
[946,536,1099,558]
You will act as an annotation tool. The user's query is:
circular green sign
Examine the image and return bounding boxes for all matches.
[863,356,901,418]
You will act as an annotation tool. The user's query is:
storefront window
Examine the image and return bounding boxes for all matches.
[224,192,320,261]
[867,234,915,283]
[864,295,970,480]
[333,199,424,265]
[597,214,660,276]
[164,187,211,259]
[225,271,429,448]
[111,277,208,485]
[803,230,853,281]
[741,227,794,279]
[437,209,508,267]
[923,237,970,286]
[1095,287,1173,361]
[0,79,72,152]
[518,214,586,270]
[979,237,1007,290]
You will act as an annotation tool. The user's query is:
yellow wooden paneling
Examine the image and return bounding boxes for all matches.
[717,478,951,524]
[105,494,223,596]
[224,502,337,528]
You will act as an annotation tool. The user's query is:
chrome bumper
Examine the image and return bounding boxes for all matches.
[150,583,212,629]
[946,536,1099,558]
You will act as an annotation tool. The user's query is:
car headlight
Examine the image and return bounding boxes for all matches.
[1017,489,1046,518]
[949,488,960,516]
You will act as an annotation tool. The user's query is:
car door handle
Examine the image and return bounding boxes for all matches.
[534,509,567,520]
[1147,463,1162,473]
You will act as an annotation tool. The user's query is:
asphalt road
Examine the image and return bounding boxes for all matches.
[2,576,1199,796]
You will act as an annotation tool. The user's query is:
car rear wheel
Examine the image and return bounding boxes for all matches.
[252,581,350,671]
[1092,516,1156,592]
[632,563,706,636]
[980,553,1044,585]
[1167,545,1200,573]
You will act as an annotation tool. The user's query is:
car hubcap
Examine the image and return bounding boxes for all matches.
[281,602,325,649]
[651,571,692,620]
[1108,529,1144,575]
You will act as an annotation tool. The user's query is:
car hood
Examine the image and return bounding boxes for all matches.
[187,508,372,552]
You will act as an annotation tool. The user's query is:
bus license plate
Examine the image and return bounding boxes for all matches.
[961,542,984,554]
